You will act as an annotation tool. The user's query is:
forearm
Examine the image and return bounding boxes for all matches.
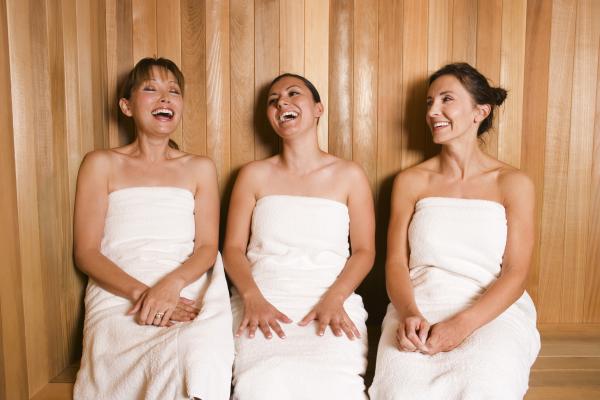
[325,248,375,301]
[161,244,218,289]
[455,268,527,333]
[222,247,262,299]
[386,263,421,319]
[75,249,146,301]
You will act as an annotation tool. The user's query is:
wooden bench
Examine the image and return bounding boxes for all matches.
[31,324,600,400]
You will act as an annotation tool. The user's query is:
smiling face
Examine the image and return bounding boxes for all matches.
[119,66,183,137]
[266,76,323,138]
[426,74,490,145]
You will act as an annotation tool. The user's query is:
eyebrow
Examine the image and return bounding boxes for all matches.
[268,85,302,97]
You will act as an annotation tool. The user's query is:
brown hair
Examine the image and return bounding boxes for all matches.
[429,62,507,136]
[120,57,185,100]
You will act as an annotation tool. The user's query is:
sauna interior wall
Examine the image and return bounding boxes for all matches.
[0,0,599,398]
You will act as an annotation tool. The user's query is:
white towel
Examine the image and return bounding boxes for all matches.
[230,195,368,400]
[74,187,234,400]
[369,197,540,400]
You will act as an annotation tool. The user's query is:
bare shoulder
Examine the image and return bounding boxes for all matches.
[78,149,115,181]
[182,154,217,176]
[497,166,535,211]
[392,159,436,201]
[332,158,368,181]
[81,149,115,167]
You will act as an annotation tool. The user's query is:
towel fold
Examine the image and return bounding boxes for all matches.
[369,197,540,400]
[74,187,233,400]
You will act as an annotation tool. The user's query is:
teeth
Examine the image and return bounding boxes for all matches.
[152,108,174,116]
[279,111,298,122]
[433,121,449,128]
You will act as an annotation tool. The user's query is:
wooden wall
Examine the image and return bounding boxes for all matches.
[0,0,599,398]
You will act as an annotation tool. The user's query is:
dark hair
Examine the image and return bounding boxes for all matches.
[429,62,507,136]
[120,57,185,100]
[268,73,321,103]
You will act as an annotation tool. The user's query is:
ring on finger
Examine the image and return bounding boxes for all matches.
[154,312,165,319]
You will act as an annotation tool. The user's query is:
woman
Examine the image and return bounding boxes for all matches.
[369,63,540,399]
[223,73,375,400]
[73,57,233,400]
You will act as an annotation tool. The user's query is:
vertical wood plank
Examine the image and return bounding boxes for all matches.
[521,0,552,306]
[280,0,304,75]
[401,0,430,169]
[181,0,206,155]
[538,0,577,323]
[230,0,255,170]
[353,0,378,193]
[156,0,183,147]
[497,0,527,168]
[371,0,403,324]
[476,0,502,158]
[452,0,477,65]
[585,17,600,322]
[6,0,50,392]
[564,0,600,321]
[428,0,453,74]
[205,0,230,193]
[0,0,29,397]
[90,0,109,149]
[254,0,280,159]
[115,0,134,146]
[132,0,156,61]
[305,0,329,151]
[328,0,353,160]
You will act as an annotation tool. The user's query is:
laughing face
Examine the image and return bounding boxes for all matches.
[119,66,183,137]
[266,76,323,138]
[426,74,489,145]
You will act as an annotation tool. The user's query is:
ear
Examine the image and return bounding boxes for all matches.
[119,98,133,117]
[474,104,491,123]
[314,102,324,118]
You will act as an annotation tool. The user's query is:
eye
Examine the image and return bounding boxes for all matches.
[289,90,299,96]
[169,88,181,95]
[442,95,453,103]
[143,85,156,91]
[267,97,277,105]
[426,99,433,107]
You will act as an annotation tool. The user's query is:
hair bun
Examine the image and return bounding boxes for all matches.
[493,87,507,106]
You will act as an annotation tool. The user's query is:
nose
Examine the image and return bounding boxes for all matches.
[159,91,171,103]
[276,96,289,108]
[427,100,440,118]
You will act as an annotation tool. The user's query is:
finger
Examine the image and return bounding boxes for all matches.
[247,322,258,338]
[127,298,143,316]
[418,321,431,346]
[258,321,272,339]
[398,337,417,352]
[343,312,361,339]
[277,312,292,324]
[407,331,427,352]
[179,297,196,305]
[330,320,343,337]
[340,320,355,340]
[159,309,174,327]
[235,319,249,337]
[169,309,190,322]
[268,320,286,339]
[298,311,316,326]
[152,310,166,326]
[176,303,200,314]
[317,320,328,336]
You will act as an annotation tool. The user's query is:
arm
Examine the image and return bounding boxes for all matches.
[73,151,148,301]
[385,172,431,352]
[299,163,376,339]
[131,157,220,326]
[425,171,535,355]
[222,164,291,339]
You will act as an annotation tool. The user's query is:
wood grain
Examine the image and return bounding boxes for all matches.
[427,0,453,74]
[328,0,353,160]
[521,0,552,306]
[538,0,577,323]
[452,0,477,65]
[132,0,156,61]
[353,0,378,193]
[280,0,304,75]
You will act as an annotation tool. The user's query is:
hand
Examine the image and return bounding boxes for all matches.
[424,317,471,355]
[170,297,201,322]
[237,292,292,339]
[396,314,430,353]
[128,277,184,327]
[298,293,361,340]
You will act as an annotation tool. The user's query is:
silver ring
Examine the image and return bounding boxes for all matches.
[154,312,165,319]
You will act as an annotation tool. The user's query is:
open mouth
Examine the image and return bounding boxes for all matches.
[279,111,299,123]
[432,121,450,128]
[151,108,175,121]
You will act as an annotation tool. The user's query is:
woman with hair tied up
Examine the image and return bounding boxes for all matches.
[73,57,233,400]
[369,63,540,400]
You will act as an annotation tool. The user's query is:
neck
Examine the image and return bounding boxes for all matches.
[131,133,172,162]
[438,134,486,179]
[279,128,324,173]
